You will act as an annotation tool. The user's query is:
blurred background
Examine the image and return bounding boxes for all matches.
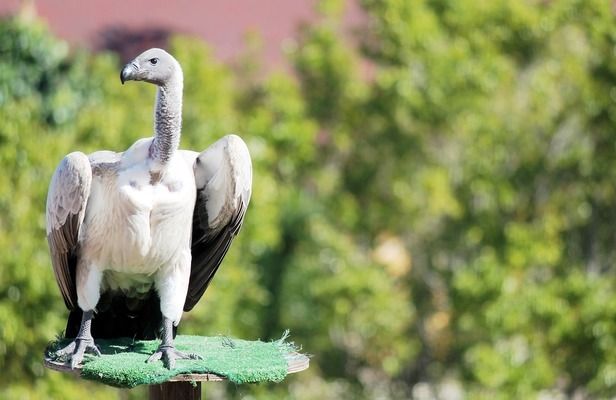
[0,0,615,398]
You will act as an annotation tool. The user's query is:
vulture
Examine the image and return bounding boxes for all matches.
[46,48,252,369]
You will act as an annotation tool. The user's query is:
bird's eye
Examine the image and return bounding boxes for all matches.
[149,58,159,65]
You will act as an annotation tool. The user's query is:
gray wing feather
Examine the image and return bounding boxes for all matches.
[184,135,252,311]
[46,152,92,310]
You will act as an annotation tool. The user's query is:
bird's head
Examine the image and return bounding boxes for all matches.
[120,48,182,86]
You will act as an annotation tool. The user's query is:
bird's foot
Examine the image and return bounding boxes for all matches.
[55,336,102,369]
[146,344,202,369]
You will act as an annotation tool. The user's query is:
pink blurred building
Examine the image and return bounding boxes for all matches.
[0,0,364,68]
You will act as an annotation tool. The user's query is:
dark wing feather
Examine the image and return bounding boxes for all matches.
[183,135,252,311]
[46,152,92,310]
[184,196,247,311]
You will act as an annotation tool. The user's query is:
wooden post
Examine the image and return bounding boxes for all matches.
[148,381,201,400]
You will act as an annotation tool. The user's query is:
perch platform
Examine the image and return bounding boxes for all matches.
[44,334,309,400]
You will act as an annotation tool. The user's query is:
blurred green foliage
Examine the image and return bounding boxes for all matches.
[0,0,615,398]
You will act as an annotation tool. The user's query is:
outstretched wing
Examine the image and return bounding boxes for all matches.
[46,152,92,310]
[182,134,252,311]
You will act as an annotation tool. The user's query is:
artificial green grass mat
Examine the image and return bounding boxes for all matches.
[46,334,297,388]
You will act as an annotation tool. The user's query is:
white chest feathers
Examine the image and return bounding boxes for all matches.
[82,139,196,274]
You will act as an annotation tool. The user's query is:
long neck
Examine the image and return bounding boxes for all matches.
[150,78,183,164]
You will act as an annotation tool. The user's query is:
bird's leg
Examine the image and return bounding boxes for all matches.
[146,317,201,369]
[55,310,101,369]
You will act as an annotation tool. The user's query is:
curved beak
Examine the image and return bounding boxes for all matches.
[120,63,137,85]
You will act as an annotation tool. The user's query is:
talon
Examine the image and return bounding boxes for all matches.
[166,354,176,370]
[55,337,101,368]
[147,351,162,363]
[55,341,76,358]
[146,345,201,369]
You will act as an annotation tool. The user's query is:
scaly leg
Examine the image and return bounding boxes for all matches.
[146,317,201,369]
[55,310,101,369]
